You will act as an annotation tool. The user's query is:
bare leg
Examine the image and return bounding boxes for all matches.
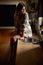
[9,37,18,65]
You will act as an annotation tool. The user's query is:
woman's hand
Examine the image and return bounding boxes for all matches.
[13,35,20,39]
[13,35,24,41]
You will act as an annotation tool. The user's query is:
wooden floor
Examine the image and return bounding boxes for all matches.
[15,34,43,65]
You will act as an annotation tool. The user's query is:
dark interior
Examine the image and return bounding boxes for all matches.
[0,5,16,26]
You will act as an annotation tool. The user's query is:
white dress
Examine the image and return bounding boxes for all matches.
[23,12,32,37]
[14,12,32,38]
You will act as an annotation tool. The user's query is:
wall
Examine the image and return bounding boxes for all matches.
[0,0,26,5]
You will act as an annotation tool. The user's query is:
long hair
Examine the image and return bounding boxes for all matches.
[15,2,26,36]
[16,2,25,13]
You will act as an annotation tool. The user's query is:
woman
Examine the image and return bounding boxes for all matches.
[9,3,32,65]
